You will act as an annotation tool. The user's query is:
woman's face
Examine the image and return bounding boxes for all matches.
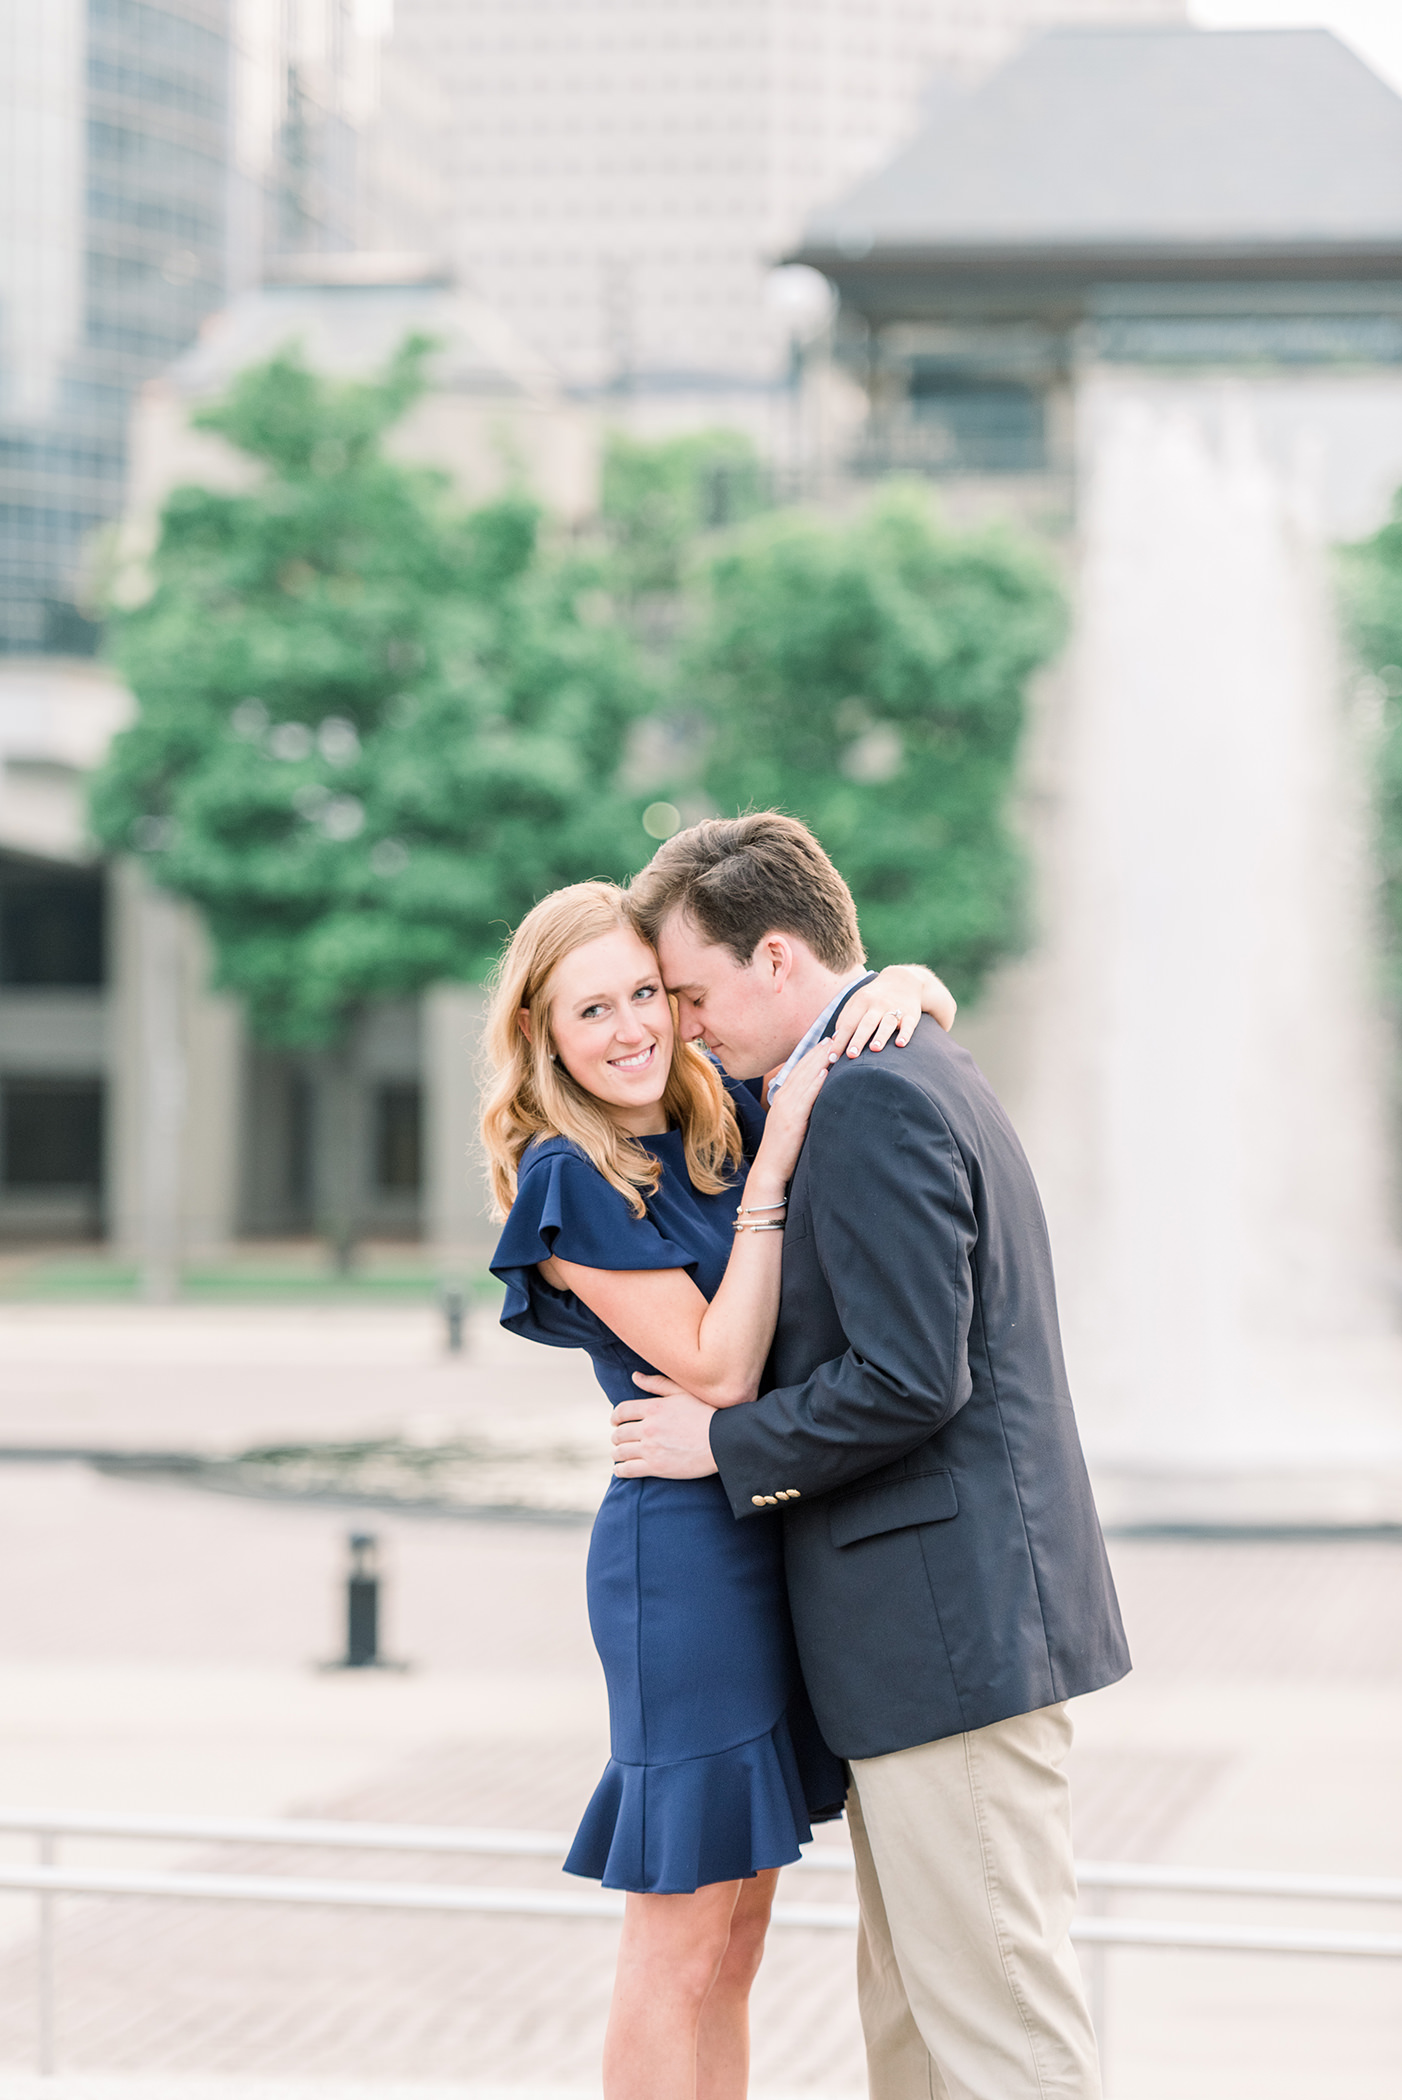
[541,925,674,1134]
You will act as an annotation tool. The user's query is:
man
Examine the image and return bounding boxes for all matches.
[617,812,1130,2100]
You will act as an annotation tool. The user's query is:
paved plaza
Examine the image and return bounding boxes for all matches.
[0,1304,1397,2097]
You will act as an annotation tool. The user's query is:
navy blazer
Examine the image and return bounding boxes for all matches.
[709,1013,1130,1761]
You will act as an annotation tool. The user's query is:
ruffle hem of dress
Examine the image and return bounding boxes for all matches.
[565,1697,846,1894]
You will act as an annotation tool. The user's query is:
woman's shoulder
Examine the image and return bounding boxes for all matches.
[517,1131,591,1179]
[494,1130,692,1278]
[512,1132,633,1220]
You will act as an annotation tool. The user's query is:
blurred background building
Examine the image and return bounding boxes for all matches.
[390,0,1186,432]
[0,0,231,659]
[0,1,442,662]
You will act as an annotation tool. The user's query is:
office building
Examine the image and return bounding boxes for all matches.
[0,1,233,655]
[388,0,1186,408]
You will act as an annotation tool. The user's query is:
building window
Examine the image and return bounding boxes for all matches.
[905,367,1047,475]
[0,866,106,986]
[1,1079,104,1190]
[375,1083,422,1194]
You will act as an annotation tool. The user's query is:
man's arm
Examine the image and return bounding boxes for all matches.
[708,1063,977,1518]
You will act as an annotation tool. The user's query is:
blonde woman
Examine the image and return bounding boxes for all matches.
[481,881,954,2100]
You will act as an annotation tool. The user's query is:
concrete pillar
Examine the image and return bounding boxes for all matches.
[423,982,495,1272]
[178,908,242,1256]
[107,859,242,1276]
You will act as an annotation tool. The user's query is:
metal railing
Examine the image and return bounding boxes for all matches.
[0,1809,1397,2083]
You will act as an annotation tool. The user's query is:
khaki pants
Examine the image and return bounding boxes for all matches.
[846,1702,1101,2100]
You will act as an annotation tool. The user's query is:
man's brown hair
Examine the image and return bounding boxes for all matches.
[628,812,865,971]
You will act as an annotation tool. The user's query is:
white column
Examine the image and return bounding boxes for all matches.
[423,982,495,1272]
[107,861,243,1283]
[130,869,185,1293]
[178,910,242,1256]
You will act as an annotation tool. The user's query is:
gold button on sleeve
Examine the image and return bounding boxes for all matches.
[751,1495,766,1507]
[787,1488,801,1498]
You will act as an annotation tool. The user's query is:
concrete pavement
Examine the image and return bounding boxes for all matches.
[0,1304,1396,2096]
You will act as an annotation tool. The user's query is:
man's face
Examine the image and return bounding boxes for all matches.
[655,912,803,1080]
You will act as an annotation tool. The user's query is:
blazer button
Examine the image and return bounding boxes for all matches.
[787,1488,801,1498]
[751,1495,766,1507]
[762,1495,779,1505]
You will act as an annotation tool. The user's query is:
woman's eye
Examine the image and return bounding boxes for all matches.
[581,1003,606,1021]
[634,984,657,1003]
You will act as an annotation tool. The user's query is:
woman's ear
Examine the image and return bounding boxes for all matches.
[517,1007,532,1044]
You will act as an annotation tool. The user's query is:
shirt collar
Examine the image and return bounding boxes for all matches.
[765,970,875,1098]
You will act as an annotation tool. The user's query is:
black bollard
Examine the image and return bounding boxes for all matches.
[319,1532,407,1673]
[344,1531,380,1666]
[442,1282,466,1354]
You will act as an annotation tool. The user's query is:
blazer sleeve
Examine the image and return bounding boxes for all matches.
[709,1063,976,1516]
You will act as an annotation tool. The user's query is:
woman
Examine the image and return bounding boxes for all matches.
[482,882,954,2100]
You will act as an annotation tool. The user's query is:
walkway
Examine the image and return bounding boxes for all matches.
[0,1305,1396,2096]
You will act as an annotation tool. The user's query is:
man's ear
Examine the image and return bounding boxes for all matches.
[517,1007,533,1043]
[759,934,794,989]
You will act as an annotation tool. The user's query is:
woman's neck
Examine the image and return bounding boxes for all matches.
[606,1102,670,1139]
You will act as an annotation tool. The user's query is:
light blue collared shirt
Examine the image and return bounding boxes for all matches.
[764,969,875,1098]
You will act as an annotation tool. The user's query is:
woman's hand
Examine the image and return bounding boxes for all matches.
[828,964,956,1061]
[748,1039,832,1195]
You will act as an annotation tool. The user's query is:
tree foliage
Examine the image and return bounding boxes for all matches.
[601,428,767,601]
[91,341,651,1047]
[1339,501,1402,1013]
[686,487,1067,998]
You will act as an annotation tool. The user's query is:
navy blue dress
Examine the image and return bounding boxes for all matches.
[490,1077,845,1894]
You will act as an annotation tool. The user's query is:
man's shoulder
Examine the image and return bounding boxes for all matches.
[819,1021,973,1108]
[809,1028,963,1144]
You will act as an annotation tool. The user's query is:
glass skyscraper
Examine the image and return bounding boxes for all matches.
[0,1,231,656]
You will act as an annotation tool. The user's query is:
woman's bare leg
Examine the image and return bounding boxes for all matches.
[602,1880,743,2100]
[696,1869,779,2100]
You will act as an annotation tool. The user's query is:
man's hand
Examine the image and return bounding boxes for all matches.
[612,1374,719,1478]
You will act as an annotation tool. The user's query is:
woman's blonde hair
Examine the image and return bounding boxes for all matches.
[480,880,744,1221]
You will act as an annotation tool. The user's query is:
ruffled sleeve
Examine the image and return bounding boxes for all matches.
[490,1141,695,1351]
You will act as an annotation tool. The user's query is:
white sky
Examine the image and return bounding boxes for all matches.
[1189,1,1402,95]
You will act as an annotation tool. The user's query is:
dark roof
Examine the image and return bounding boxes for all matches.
[799,28,1402,265]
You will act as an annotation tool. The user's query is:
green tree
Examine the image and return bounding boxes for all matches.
[91,340,650,1259]
[1339,501,1402,1018]
[685,486,1067,1000]
[601,428,767,603]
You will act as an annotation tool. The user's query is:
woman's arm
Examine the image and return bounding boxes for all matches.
[537,1040,832,1409]
[827,963,956,1061]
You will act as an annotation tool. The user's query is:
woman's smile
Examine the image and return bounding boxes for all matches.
[609,1042,656,1073]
